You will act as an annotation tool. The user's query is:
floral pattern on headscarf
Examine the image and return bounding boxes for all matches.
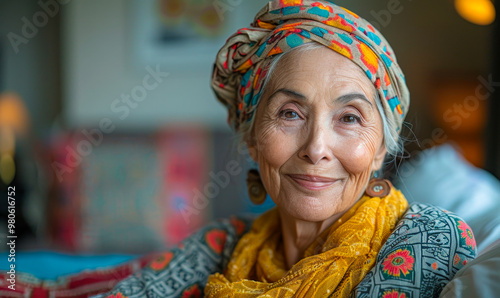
[212,0,409,141]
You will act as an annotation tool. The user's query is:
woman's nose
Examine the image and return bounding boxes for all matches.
[298,122,333,165]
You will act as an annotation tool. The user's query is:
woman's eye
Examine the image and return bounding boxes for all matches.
[279,109,300,120]
[341,114,360,124]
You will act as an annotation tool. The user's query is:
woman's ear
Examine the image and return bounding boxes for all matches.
[246,136,258,163]
[243,120,260,163]
[248,146,258,163]
[371,141,387,172]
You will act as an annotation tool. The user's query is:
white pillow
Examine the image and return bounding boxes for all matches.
[439,240,500,298]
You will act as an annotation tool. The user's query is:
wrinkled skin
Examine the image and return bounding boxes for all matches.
[247,47,386,268]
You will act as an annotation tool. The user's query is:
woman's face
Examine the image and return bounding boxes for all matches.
[248,46,386,222]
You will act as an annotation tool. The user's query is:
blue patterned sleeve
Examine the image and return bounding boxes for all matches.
[353,203,477,298]
[92,216,252,298]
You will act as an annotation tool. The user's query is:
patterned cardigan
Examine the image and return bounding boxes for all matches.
[94,203,477,298]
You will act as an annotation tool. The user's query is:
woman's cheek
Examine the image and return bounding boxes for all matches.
[256,126,298,198]
[256,148,283,202]
[257,129,295,170]
[256,119,301,165]
[335,135,375,175]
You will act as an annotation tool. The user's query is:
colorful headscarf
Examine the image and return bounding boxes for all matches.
[212,0,410,137]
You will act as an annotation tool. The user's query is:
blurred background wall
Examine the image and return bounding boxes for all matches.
[0,0,61,137]
[0,0,497,254]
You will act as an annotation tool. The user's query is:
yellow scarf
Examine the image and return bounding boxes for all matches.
[204,188,408,297]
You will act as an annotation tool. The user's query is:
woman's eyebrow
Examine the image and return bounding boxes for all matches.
[266,89,373,108]
[336,93,373,107]
[267,88,306,106]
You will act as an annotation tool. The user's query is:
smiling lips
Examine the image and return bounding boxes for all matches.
[287,174,338,191]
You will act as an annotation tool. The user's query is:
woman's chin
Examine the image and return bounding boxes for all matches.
[277,196,343,223]
[274,182,348,222]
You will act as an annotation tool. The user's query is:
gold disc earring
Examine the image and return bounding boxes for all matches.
[365,178,393,197]
[246,169,267,205]
[365,170,392,197]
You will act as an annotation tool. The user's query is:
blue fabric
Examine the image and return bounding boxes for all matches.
[0,251,135,280]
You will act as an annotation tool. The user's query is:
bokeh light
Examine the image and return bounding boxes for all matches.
[455,0,496,26]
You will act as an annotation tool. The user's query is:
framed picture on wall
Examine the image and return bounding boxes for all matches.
[129,0,267,73]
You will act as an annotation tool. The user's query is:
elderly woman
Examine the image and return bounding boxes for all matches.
[97,1,476,297]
